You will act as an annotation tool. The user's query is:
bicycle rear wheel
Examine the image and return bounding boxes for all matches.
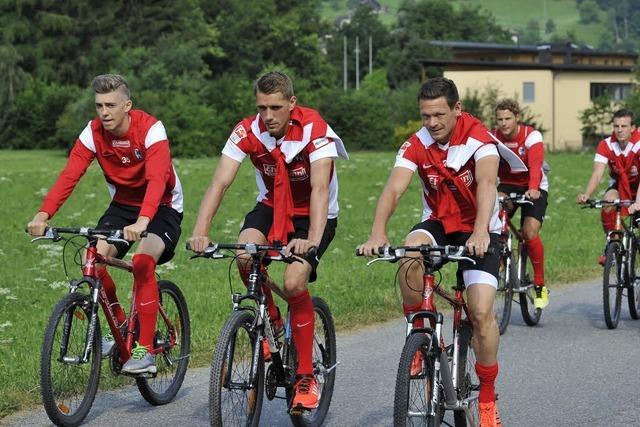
[517,245,542,326]
[453,323,479,427]
[604,241,624,329]
[209,310,264,427]
[137,280,191,405]
[393,333,441,427]
[494,251,515,335]
[288,297,337,427]
[40,292,101,427]
[626,236,640,319]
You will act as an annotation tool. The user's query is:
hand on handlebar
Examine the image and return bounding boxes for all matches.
[187,235,211,253]
[27,212,50,237]
[285,238,318,258]
[465,230,490,258]
[356,234,390,257]
[576,193,589,204]
[525,189,540,200]
[123,217,150,242]
[630,202,640,215]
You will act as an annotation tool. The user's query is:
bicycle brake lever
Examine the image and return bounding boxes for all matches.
[366,256,396,266]
[106,237,130,246]
[448,255,476,265]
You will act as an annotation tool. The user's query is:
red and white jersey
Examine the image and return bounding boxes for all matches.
[395,124,501,234]
[222,106,348,218]
[494,124,548,191]
[594,134,640,191]
[39,110,183,219]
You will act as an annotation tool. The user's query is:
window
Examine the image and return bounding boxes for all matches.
[523,82,535,102]
[590,83,632,101]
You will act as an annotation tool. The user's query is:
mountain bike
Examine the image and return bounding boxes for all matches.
[189,242,337,427]
[358,245,484,427]
[583,199,640,329]
[494,193,543,334]
[32,227,190,427]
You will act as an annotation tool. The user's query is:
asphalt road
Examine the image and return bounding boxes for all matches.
[3,278,640,426]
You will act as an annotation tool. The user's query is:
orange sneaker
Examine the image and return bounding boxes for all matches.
[262,338,272,362]
[598,254,606,266]
[291,375,320,410]
[479,401,503,427]
[410,351,424,376]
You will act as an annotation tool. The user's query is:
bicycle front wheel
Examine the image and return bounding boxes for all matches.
[209,310,264,427]
[494,251,515,335]
[604,241,624,329]
[626,236,640,319]
[289,297,337,427]
[453,323,479,427]
[137,280,191,405]
[393,333,441,427]
[40,292,101,427]
[517,245,542,326]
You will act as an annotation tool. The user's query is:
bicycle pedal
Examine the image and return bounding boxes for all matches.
[289,405,311,416]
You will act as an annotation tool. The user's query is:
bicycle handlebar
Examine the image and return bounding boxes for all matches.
[355,244,495,265]
[186,241,313,264]
[581,199,634,209]
[27,227,146,245]
[498,192,533,205]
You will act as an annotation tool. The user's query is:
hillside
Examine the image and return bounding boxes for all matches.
[321,0,608,49]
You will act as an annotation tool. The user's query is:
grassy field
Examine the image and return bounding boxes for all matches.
[322,0,604,47]
[0,149,606,416]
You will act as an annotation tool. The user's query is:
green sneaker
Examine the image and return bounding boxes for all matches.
[122,343,156,374]
[101,332,115,358]
[534,286,549,310]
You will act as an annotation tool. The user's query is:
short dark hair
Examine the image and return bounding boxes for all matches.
[495,98,520,116]
[613,108,635,124]
[91,74,130,99]
[254,71,294,98]
[417,77,459,108]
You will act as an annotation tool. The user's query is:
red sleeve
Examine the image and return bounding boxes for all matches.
[39,141,94,217]
[139,140,172,219]
[527,143,544,190]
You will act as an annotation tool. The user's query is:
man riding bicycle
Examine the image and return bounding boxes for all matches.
[492,98,550,309]
[358,77,503,427]
[26,74,184,375]
[577,109,640,261]
[188,71,348,411]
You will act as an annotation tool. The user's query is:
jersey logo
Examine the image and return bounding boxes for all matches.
[506,142,518,149]
[134,148,144,160]
[427,174,440,189]
[313,137,330,150]
[458,169,474,186]
[229,125,247,144]
[289,166,308,181]
[632,166,638,176]
[121,156,131,164]
[518,146,525,156]
[263,164,276,176]
[398,140,411,156]
[112,140,130,148]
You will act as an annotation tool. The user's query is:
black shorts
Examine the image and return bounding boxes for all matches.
[240,202,337,282]
[409,219,500,287]
[96,202,183,265]
[498,184,548,223]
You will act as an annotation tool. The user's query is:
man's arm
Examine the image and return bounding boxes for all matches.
[577,162,606,203]
[525,142,544,200]
[28,142,94,236]
[466,154,499,257]
[188,155,242,252]
[286,157,333,256]
[357,167,414,256]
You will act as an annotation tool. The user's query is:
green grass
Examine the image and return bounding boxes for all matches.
[321,0,606,47]
[0,149,606,416]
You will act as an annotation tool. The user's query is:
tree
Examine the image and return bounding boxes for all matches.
[578,0,600,24]
[520,20,541,44]
[545,19,556,35]
[579,95,621,146]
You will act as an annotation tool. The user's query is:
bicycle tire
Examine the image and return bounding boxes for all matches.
[517,244,542,326]
[289,296,337,427]
[453,323,479,427]
[137,280,191,405]
[494,251,515,335]
[393,333,441,427]
[626,236,640,319]
[603,241,624,329]
[40,292,101,427]
[209,310,264,427]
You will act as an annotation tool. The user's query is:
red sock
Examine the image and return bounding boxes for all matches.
[239,264,279,320]
[476,362,499,403]
[132,254,158,350]
[289,290,314,375]
[97,267,126,325]
[601,209,617,233]
[403,302,424,329]
[525,236,545,286]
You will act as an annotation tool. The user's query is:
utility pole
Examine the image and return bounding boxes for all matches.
[355,36,360,90]
[343,36,347,92]
[369,36,372,75]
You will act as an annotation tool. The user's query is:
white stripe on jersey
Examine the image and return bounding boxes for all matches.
[79,121,96,152]
[170,166,184,213]
[524,130,543,149]
[309,140,338,163]
[145,121,168,148]
[106,182,116,199]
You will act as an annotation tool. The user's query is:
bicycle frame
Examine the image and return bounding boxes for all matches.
[499,195,534,294]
